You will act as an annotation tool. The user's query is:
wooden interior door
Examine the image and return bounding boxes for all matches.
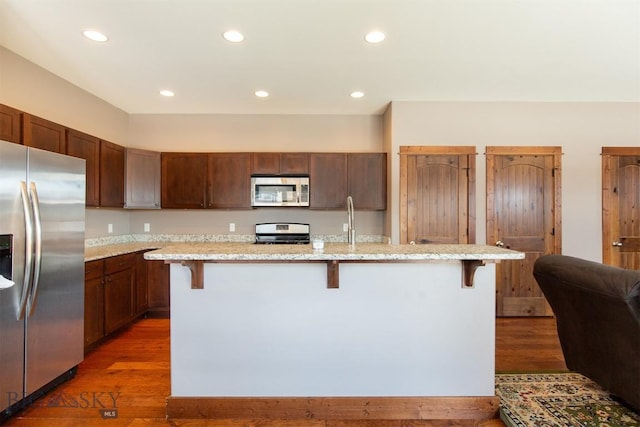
[602,147,640,269]
[400,146,476,244]
[486,146,561,317]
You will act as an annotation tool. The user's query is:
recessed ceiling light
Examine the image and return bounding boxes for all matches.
[83,29,108,42]
[254,90,269,98]
[160,90,175,97]
[364,31,385,44]
[223,30,245,43]
[350,91,365,98]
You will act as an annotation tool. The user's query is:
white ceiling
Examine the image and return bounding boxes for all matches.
[1,0,639,115]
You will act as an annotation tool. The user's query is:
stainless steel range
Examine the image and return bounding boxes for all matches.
[255,223,310,244]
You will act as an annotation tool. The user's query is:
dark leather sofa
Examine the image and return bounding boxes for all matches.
[533,254,640,412]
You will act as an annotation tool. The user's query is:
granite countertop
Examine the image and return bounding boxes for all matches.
[142,242,524,262]
[85,243,163,262]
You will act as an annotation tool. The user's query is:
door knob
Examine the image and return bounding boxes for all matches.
[612,241,623,247]
[495,240,504,248]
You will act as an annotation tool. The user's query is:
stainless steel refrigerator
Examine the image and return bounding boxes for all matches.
[0,140,85,419]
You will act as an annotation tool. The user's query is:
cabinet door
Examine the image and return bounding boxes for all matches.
[67,129,101,207]
[280,153,309,175]
[23,113,66,153]
[208,153,251,209]
[147,259,170,316]
[125,148,161,209]
[84,259,104,349]
[310,153,347,209]
[0,104,22,144]
[99,140,125,207]
[252,153,280,175]
[252,152,310,175]
[135,252,149,316]
[161,152,208,208]
[104,269,135,334]
[104,253,136,334]
[347,153,387,210]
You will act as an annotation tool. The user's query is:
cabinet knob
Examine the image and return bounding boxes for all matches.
[495,240,505,247]
[612,241,623,247]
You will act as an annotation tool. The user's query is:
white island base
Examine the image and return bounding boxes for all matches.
[161,250,509,422]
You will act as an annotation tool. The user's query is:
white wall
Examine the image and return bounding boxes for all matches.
[126,114,382,152]
[0,47,129,144]
[386,101,640,262]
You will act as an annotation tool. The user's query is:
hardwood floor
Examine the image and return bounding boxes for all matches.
[3,317,566,427]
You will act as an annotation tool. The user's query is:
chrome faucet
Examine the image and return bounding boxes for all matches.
[347,195,355,246]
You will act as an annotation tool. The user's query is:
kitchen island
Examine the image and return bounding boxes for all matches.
[144,242,523,422]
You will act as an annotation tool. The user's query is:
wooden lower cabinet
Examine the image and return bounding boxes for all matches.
[135,252,149,315]
[84,259,105,349]
[104,270,135,334]
[85,251,162,352]
[147,259,170,317]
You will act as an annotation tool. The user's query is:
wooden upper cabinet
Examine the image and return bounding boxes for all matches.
[208,153,251,209]
[252,153,309,175]
[0,104,22,144]
[347,153,387,210]
[280,153,309,175]
[161,152,208,209]
[125,148,161,209]
[66,129,101,207]
[23,113,66,153]
[99,140,125,207]
[309,153,348,209]
[252,153,280,175]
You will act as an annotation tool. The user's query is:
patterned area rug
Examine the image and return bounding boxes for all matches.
[495,372,640,427]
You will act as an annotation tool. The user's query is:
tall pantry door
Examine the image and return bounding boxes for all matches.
[602,147,640,269]
[399,146,476,244]
[486,146,561,317]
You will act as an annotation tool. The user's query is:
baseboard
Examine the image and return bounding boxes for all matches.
[166,396,500,421]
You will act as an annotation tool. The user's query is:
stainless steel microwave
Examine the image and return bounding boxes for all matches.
[251,176,310,207]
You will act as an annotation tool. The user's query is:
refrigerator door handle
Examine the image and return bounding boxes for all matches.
[26,182,43,316]
[18,181,34,320]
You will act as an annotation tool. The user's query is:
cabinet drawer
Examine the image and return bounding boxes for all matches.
[85,259,104,280]
[104,253,136,275]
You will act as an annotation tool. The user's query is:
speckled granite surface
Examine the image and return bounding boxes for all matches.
[84,233,388,261]
[85,243,163,262]
[142,242,524,262]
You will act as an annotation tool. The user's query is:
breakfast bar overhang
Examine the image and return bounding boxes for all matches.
[144,243,524,422]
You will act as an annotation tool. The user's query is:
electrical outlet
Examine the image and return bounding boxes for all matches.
[229,223,235,232]
[144,223,150,232]
[108,223,113,234]
[343,223,349,232]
